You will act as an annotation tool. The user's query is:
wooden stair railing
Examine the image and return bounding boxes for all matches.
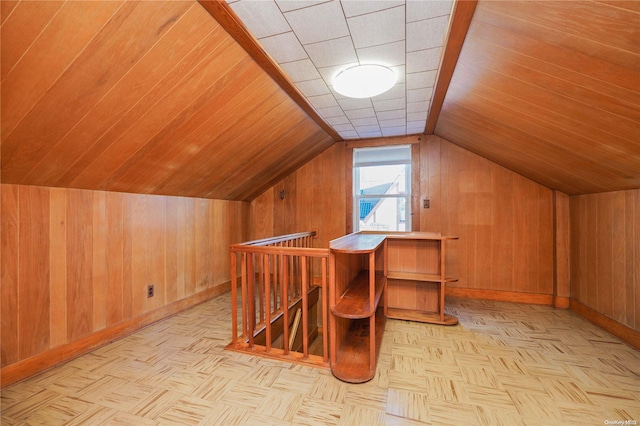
[228,231,330,368]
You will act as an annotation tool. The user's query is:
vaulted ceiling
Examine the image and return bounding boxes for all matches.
[1,0,638,200]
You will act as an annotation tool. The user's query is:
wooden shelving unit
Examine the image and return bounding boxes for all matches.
[383,232,459,326]
[329,233,386,383]
[328,231,459,383]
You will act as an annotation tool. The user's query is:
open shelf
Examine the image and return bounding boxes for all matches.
[331,307,386,383]
[386,307,458,325]
[387,271,458,283]
[331,271,385,319]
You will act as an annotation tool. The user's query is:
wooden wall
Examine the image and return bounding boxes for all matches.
[421,135,555,299]
[251,135,556,301]
[250,142,346,250]
[570,189,640,332]
[1,184,248,382]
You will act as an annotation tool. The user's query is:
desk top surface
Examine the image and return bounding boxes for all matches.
[330,231,458,253]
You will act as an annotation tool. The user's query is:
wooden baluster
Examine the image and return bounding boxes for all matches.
[264,252,271,352]
[258,253,264,328]
[321,256,328,362]
[231,251,238,346]
[247,253,255,348]
[241,252,248,339]
[301,255,309,358]
[281,254,289,354]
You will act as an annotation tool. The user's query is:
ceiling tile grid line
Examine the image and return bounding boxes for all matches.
[227,0,453,139]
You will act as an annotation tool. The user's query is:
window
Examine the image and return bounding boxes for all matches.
[353,145,411,232]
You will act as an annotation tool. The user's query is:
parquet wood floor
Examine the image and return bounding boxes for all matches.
[2,295,639,425]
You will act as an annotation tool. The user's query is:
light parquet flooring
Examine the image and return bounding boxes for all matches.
[2,295,639,425]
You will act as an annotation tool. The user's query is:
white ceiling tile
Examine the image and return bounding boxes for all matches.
[406,48,442,73]
[358,130,383,138]
[276,1,331,13]
[407,88,432,103]
[373,97,405,111]
[351,116,380,126]
[317,106,345,118]
[381,126,407,137]
[379,118,406,127]
[407,101,428,113]
[230,1,290,39]
[407,121,426,133]
[326,115,351,125]
[408,111,428,122]
[297,79,331,97]
[377,109,406,120]
[318,62,359,87]
[333,123,355,132]
[342,1,404,18]
[406,16,450,52]
[406,0,453,23]
[355,125,381,133]
[284,1,349,44]
[357,40,405,67]
[308,93,339,109]
[305,36,358,68]
[347,6,405,49]
[280,59,321,82]
[338,97,373,111]
[406,70,437,90]
[260,32,307,63]
[345,108,376,120]
[391,65,406,84]
[371,83,405,101]
[340,130,360,139]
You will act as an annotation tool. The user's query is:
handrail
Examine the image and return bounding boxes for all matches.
[230,231,316,248]
[228,231,330,367]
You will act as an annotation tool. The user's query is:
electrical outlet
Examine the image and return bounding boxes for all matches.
[423,198,430,209]
[147,284,154,298]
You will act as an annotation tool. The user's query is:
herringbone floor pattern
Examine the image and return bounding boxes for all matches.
[2,294,639,425]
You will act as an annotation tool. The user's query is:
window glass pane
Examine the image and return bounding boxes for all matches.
[358,164,407,195]
[354,146,411,232]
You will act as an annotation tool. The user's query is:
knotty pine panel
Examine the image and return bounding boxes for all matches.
[0,184,248,369]
[570,189,640,331]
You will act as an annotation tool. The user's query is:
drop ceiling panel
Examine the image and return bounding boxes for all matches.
[227,0,454,139]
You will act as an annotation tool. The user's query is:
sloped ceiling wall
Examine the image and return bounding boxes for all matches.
[436,1,640,195]
[1,1,335,201]
[1,1,638,200]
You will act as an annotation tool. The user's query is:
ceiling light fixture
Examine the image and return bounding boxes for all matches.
[333,64,397,99]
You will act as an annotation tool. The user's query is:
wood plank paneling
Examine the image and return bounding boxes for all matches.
[553,191,571,308]
[49,188,67,347]
[571,189,640,332]
[1,1,335,202]
[253,135,555,297]
[1,185,20,366]
[250,143,347,250]
[18,186,50,360]
[0,183,249,372]
[436,0,640,195]
[66,189,94,341]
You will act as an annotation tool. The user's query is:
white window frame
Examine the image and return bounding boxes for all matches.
[353,145,411,232]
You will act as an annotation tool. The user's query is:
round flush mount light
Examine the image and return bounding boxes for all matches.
[333,64,397,99]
